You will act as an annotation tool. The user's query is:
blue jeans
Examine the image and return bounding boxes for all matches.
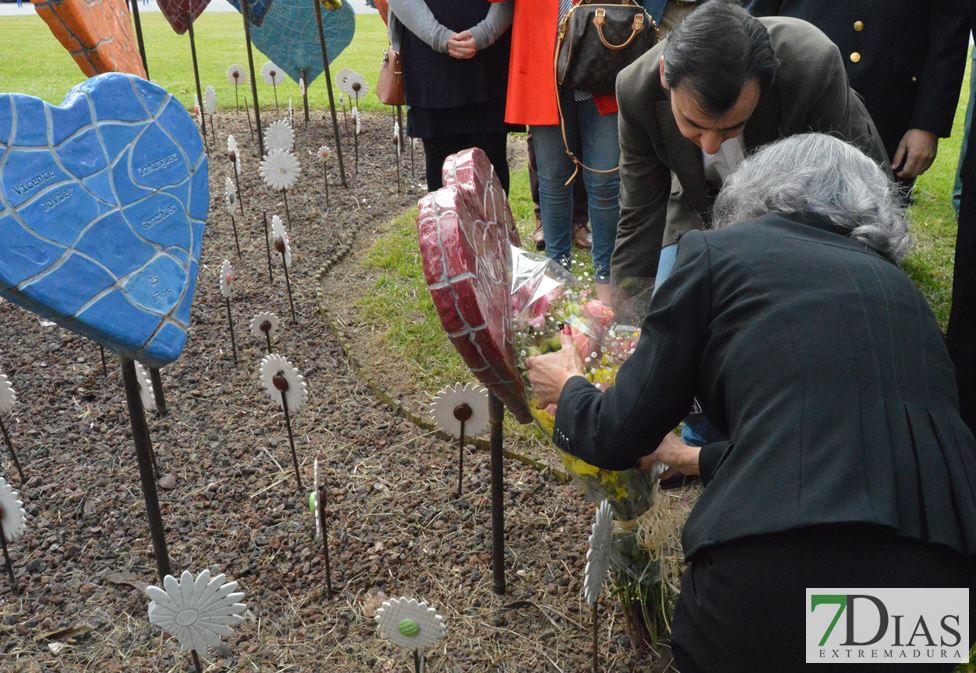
[530,92,620,281]
[656,243,723,447]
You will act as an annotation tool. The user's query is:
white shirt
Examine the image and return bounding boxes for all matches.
[702,136,746,185]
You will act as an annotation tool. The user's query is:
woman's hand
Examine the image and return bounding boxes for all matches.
[525,329,584,408]
[447,30,478,59]
[638,432,700,480]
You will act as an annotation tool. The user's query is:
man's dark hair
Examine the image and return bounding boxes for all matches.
[662,0,778,116]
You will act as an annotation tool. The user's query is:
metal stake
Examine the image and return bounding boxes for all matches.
[0,418,25,483]
[149,367,167,417]
[322,160,330,209]
[121,358,172,583]
[272,82,280,115]
[231,155,245,216]
[261,321,273,355]
[273,374,303,490]
[312,0,347,186]
[301,68,310,127]
[0,518,18,593]
[225,298,238,365]
[233,77,240,112]
[262,212,274,282]
[413,650,421,673]
[452,404,472,498]
[191,651,204,673]
[240,0,264,155]
[489,393,505,594]
[230,214,242,258]
[128,0,149,78]
[277,244,297,324]
[282,189,292,230]
[186,16,207,146]
[98,344,108,376]
[244,97,255,141]
[316,481,333,595]
[592,602,599,673]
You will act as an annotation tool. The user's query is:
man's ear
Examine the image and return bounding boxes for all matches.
[659,55,668,90]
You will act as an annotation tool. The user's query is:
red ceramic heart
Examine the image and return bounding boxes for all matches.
[157,0,212,34]
[417,148,532,423]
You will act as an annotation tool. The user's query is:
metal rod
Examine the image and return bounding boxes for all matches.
[0,520,18,593]
[413,650,421,673]
[279,389,303,490]
[121,358,172,583]
[264,331,272,355]
[240,0,264,155]
[281,249,297,324]
[262,212,274,282]
[230,214,242,258]
[128,0,149,78]
[301,68,310,127]
[149,367,167,417]
[225,298,238,365]
[312,0,348,187]
[323,161,330,209]
[99,344,108,376]
[282,189,292,230]
[272,84,279,115]
[592,602,599,673]
[191,650,204,673]
[235,81,240,112]
[0,417,25,483]
[233,161,245,217]
[186,16,207,145]
[316,482,333,595]
[244,97,255,141]
[457,419,465,499]
[489,393,505,594]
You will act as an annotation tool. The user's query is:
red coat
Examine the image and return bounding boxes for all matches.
[497,0,618,126]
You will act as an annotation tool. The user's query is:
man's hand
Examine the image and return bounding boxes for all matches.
[637,432,700,480]
[447,31,478,60]
[892,129,938,180]
[525,329,584,408]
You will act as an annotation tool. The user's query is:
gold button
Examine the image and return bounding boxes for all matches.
[912,75,918,82]
[850,51,862,64]
[854,20,864,31]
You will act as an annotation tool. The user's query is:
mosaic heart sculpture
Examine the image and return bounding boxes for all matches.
[157,0,212,34]
[244,0,355,84]
[417,149,531,423]
[0,73,208,367]
[33,0,147,78]
[226,0,274,27]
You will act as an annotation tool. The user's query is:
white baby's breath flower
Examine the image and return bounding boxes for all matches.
[146,570,246,656]
[259,149,301,191]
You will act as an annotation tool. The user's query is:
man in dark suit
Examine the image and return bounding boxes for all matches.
[746,0,969,188]
[610,1,889,303]
[528,133,976,672]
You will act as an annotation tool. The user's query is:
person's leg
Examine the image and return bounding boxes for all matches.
[531,91,580,270]
[527,131,545,249]
[577,99,620,291]
[466,132,510,194]
[953,51,976,215]
[421,136,459,191]
[948,161,976,435]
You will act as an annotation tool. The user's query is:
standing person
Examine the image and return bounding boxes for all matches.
[505,0,625,303]
[610,1,888,308]
[746,0,970,196]
[389,0,514,191]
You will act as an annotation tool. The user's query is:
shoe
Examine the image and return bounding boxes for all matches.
[531,222,545,251]
[572,222,592,249]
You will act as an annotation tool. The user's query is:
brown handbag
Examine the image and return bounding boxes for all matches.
[377,46,405,106]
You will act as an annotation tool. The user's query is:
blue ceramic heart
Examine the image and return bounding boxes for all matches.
[244,0,355,84]
[226,0,274,27]
[0,73,208,367]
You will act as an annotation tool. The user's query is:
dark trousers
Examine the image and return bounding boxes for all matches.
[422,133,509,193]
[949,143,976,434]
[672,525,976,673]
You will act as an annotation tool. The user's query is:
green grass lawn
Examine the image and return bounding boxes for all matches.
[0,12,389,112]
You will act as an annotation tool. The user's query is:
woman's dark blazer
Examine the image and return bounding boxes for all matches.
[553,212,976,560]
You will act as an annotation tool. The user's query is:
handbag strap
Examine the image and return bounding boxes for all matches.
[553,7,621,187]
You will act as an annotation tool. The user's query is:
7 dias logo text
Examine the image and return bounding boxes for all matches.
[806,589,970,663]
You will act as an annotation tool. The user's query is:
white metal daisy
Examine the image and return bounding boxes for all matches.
[133,362,156,412]
[219,260,234,300]
[429,383,489,438]
[204,85,217,116]
[0,477,26,542]
[375,597,446,651]
[393,121,401,156]
[353,106,361,136]
[0,373,16,416]
[146,569,246,657]
[270,214,292,268]
[583,500,614,605]
[227,134,237,154]
[335,69,353,92]
[226,64,248,85]
[193,96,202,123]
[309,458,322,539]
[265,119,295,153]
[259,354,308,413]
[259,149,301,191]
[288,99,293,119]
[299,77,306,96]
[317,145,331,161]
[261,61,284,86]
[224,177,237,214]
[338,70,368,98]
[249,312,281,343]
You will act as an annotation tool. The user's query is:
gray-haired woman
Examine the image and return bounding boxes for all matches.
[526,133,976,671]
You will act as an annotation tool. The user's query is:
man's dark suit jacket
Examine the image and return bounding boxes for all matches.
[746,0,969,160]
[555,212,976,560]
[611,17,889,297]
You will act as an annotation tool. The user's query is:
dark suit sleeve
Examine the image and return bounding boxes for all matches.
[698,441,728,485]
[554,230,712,470]
[910,0,969,138]
[743,0,782,16]
[611,68,673,295]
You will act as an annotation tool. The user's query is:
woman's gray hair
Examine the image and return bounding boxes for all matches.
[711,133,911,262]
